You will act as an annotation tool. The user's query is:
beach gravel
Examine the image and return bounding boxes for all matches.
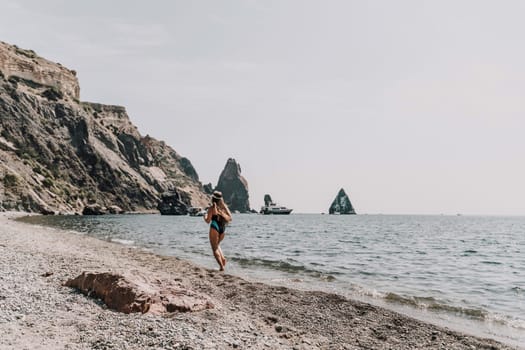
[0,212,518,349]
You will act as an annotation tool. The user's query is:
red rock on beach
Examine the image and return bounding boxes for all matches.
[65,271,214,314]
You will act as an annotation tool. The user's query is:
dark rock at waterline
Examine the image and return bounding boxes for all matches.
[107,205,124,214]
[82,204,107,215]
[329,188,356,215]
[40,207,55,215]
[157,190,189,215]
[215,158,250,213]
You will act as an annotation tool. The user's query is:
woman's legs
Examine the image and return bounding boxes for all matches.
[218,233,226,267]
[209,229,225,271]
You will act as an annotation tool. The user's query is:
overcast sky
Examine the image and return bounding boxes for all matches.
[1,0,524,214]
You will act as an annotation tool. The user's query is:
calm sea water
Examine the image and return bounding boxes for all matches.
[21,214,525,347]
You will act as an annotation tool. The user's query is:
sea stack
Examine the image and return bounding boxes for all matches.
[329,188,356,215]
[215,158,250,213]
[264,194,273,206]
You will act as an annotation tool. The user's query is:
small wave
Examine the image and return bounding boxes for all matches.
[321,275,337,282]
[110,238,135,245]
[383,293,488,320]
[463,249,478,254]
[481,260,502,265]
[359,288,385,299]
[230,256,339,281]
[484,312,525,330]
[505,318,525,330]
[362,290,525,331]
[359,271,377,276]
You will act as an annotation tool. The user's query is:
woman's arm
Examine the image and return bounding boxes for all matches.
[204,204,216,224]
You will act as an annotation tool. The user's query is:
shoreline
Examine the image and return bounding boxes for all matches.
[0,212,519,349]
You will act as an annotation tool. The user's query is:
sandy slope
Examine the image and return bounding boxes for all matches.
[0,212,517,349]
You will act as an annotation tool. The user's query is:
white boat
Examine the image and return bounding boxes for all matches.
[260,203,293,215]
[188,207,206,216]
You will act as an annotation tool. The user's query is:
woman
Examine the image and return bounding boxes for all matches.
[204,191,232,271]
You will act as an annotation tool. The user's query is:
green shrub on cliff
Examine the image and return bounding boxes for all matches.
[7,76,44,90]
[33,166,43,175]
[3,173,19,188]
[14,46,37,59]
[17,149,38,160]
[41,87,63,101]
[42,178,54,188]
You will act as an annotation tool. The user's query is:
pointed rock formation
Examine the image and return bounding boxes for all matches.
[264,194,273,206]
[329,188,356,215]
[215,158,250,213]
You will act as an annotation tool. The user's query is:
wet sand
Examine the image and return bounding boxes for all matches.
[0,212,518,349]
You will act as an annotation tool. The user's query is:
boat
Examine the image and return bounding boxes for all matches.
[260,194,292,215]
[188,207,206,216]
[260,203,293,215]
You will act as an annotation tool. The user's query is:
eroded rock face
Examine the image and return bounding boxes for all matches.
[0,40,210,213]
[0,41,79,99]
[107,205,124,214]
[82,204,107,215]
[329,188,356,215]
[215,158,250,213]
[157,190,189,215]
[65,271,214,314]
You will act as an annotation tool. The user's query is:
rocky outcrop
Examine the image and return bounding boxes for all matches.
[157,190,189,215]
[0,41,79,99]
[203,183,214,195]
[82,204,107,215]
[215,158,250,213]
[329,188,356,215]
[107,205,124,214]
[264,194,273,206]
[65,271,214,314]
[0,41,209,213]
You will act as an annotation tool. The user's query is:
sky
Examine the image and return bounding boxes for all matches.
[1,0,524,215]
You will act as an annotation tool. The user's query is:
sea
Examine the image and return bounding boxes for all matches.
[20,213,525,347]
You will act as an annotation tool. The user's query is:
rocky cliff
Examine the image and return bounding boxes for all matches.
[329,188,356,215]
[215,158,250,213]
[0,42,79,100]
[0,41,209,213]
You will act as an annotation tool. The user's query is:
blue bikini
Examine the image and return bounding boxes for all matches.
[210,215,226,234]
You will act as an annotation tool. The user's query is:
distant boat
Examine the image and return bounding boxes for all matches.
[260,203,293,215]
[260,194,292,215]
[188,207,206,217]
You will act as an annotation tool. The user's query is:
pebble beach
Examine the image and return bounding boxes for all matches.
[0,212,518,350]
